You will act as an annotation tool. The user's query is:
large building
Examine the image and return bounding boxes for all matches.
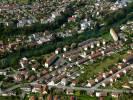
[45,54,58,68]
[110,28,119,41]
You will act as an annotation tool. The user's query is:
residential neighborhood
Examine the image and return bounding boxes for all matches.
[0,0,132,100]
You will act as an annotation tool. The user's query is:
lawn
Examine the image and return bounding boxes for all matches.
[0,96,19,100]
[77,96,97,100]
[101,33,113,41]
[78,50,128,83]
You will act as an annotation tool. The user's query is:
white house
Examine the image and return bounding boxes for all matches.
[80,21,88,31]
[61,78,67,86]
[96,92,107,97]
[86,80,95,87]
[0,70,7,75]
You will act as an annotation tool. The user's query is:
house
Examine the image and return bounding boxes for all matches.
[0,70,7,75]
[80,21,88,31]
[122,83,131,89]
[51,13,56,19]
[76,58,89,65]
[45,54,58,67]
[129,81,133,84]
[49,66,54,72]
[91,51,95,55]
[103,48,113,55]
[55,48,61,54]
[54,58,62,68]
[21,86,31,92]
[109,76,117,82]
[66,89,74,95]
[116,72,124,78]
[80,51,90,58]
[109,67,118,74]
[124,67,131,74]
[41,85,48,94]
[30,59,39,71]
[102,72,110,78]
[89,51,102,59]
[67,72,73,77]
[51,71,58,77]
[111,93,120,98]
[90,43,94,49]
[19,57,28,68]
[61,78,68,86]
[1,91,16,96]
[16,37,22,43]
[96,41,100,47]
[32,84,41,93]
[130,64,133,68]
[127,50,133,54]
[63,48,81,58]
[19,70,29,79]
[41,69,48,75]
[96,92,107,97]
[70,74,77,80]
[102,40,106,45]
[123,55,133,64]
[86,80,95,87]
[14,74,24,82]
[83,44,90,51]
[8,42,18,50]
[95,75,103,83]
[81,70,85,74]
[117,63,127,69]
[68,16,76,22]
[110,28,119,41]
[102,80,110,87]
[68,55,79,62]
[48,74,65,86]
[63,45,69,52]
[44,74,52,83]
[71,80,78,87]
[110,5,119,11]
[78,39,94,47]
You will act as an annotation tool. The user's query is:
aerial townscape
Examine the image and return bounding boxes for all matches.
[0,0,133,100]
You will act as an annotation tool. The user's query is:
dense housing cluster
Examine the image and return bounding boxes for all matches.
[0,0,132,100]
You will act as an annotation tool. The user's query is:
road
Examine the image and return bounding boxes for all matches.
[4,83,29,92]
[30,83,133,94]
